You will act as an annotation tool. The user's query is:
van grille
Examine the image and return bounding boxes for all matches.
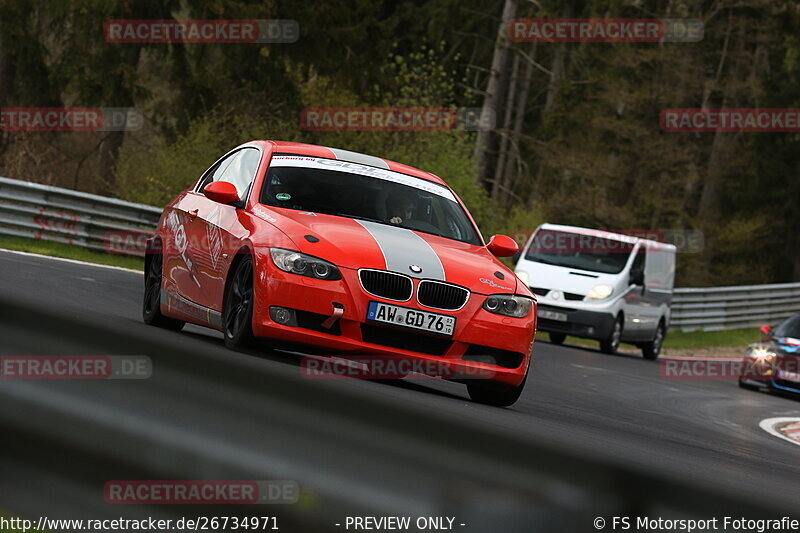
[359,269,413,301]
[417,280,469,310]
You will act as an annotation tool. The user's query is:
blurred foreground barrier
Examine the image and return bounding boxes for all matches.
[0,177,160,257]
[671,282,800,332]
[0,294,792,530]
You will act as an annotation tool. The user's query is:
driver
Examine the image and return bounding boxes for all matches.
[385,189,415,225]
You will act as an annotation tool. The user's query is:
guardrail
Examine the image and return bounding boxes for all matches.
[671,282,800,331]
[0,177,161,257]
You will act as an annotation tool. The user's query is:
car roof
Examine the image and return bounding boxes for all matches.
[255,140,448,186]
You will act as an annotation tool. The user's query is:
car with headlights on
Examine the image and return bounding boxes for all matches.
[142,141,536,406]
[739,314,800,395]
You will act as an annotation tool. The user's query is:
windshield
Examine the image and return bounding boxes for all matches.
[774,315,800,339]
[259,155,481,245]
[524,229,634,274]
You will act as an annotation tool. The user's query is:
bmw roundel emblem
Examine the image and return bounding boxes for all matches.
[409,265,422,274]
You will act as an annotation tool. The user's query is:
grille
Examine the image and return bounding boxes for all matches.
[417,280,469,310]
[530,287,550,296]
[564,292,584,301]
[359,269,413,301]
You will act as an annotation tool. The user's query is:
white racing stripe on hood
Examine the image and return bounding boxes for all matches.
[356,220,445,280]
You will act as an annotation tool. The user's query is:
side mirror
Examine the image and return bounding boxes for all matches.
[487,234,519,257]
[630,269,644,286]
[759,325,772,336]
[203,181,241,205]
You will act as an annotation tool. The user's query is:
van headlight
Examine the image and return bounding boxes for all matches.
[270,248,341,280]
[586,284,613,300]
[483,294,532,318]
[515,271,529,285]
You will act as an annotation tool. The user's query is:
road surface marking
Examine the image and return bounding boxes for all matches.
[759,417,800,447]
[0,248,141,274]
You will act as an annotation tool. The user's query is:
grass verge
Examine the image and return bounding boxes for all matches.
[542,327,763,353]
[0,235,143,271]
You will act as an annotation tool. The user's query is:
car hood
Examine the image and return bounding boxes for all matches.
[515,258,620,294]
[773,338,800,354]
[257,207,520,295]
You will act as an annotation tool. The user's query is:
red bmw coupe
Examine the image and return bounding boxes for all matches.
[143,141,536,406]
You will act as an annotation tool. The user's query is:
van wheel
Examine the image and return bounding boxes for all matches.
[642,321,665,360]
[467,374,527,407]
[549,332,566,345]
[600,316,622,354]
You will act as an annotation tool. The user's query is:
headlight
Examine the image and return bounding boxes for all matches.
[747,345,776,360]
[269,248,341,280]
[515,270,529,285]
[586,284,613,300]
[483,294,532,318]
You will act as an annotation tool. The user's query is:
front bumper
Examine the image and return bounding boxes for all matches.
[251,254,535,386]
[739,354,800,394]
[535,303,615,341]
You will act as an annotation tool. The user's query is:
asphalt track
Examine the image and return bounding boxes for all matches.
[0,249,799,520]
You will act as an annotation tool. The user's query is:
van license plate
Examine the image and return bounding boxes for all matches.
[538,309,567,321]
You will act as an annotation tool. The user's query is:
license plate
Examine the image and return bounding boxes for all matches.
[538,309,567,321]
[777,369,800,382]
[367,301,455,336]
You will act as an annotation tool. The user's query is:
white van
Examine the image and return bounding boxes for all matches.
[514,224,676,359]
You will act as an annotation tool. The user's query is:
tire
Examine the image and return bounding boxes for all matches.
[600,316,623,354]
[467,374,527,407]
[549,332,566,345]
[223,255,256,349]
[142,251,185,331]
[642,321,665,360]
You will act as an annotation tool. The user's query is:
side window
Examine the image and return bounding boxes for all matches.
[631,247,646,285]
[196,148,261,198]
[632,248,645,272]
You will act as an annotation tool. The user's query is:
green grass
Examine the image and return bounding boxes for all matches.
[0,235,143,271]
[543,327,763,351]
[662,327,763,349]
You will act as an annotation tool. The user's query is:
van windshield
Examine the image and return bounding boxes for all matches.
[524,229,633,274]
